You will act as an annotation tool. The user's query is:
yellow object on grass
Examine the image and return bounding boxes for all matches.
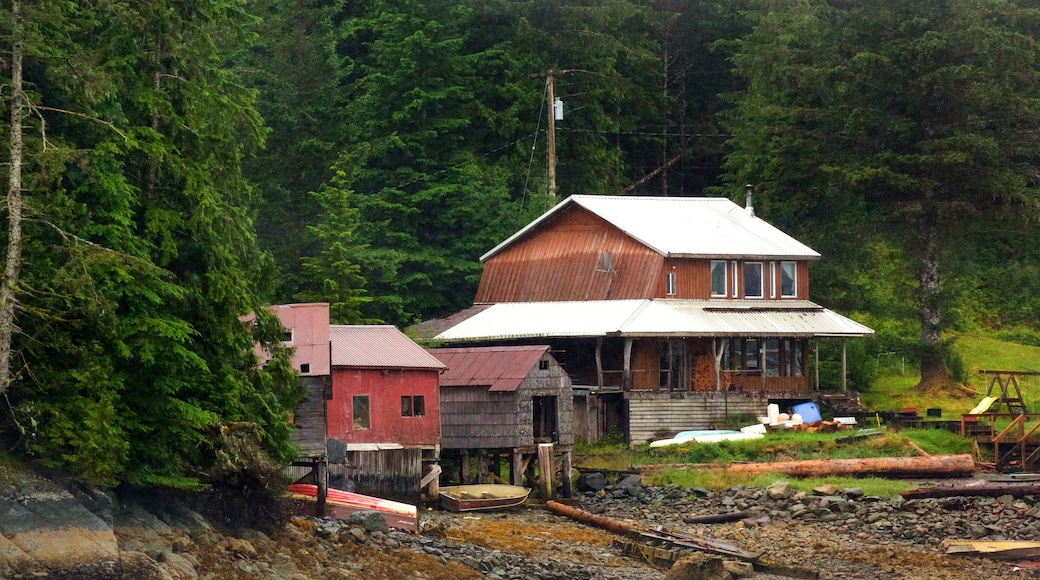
[968,396,999,415]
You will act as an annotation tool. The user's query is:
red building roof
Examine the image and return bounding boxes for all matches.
[428,345,550,392]
[330,325,445,370]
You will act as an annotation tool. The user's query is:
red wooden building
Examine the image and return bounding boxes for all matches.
[418,194,874,443]
[328,325,445,448]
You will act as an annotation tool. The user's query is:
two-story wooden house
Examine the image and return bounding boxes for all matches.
[417,194,873,443]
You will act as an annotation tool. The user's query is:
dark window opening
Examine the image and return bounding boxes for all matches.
[658,340,687,390]
[401,395,425,417]
[743,262,764,298]
[711,260,727,297]
[352,395,370,429]
[532,396,558,442]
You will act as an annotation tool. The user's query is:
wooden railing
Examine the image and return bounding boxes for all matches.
[985,413,1040,472]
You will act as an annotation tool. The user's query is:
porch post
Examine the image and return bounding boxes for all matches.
[595,336,604,388]
[760,339,766,394]
[511,449,523,486]
[623,337,634,389]
[713,338,723,391]
[841,338,847,392]
[814,341,820,390]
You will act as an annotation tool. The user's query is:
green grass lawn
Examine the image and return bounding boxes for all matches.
[572,333,1037,498]
[861,333,1040,415]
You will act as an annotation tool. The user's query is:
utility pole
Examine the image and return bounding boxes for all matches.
[546,70,557,199]
[530,69,573,201]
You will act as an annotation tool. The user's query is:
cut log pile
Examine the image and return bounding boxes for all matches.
[691,355,715,391]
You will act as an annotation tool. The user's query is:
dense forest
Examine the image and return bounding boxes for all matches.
[0,0,1039,486]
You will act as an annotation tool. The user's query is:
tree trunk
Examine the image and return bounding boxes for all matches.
[917,197,950,391]
[0,0,25,395]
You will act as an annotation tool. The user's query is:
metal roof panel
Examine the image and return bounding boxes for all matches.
[432,299,873,342]
[481,195,820,262]
[428,345,550,392]
[330,325,446,369]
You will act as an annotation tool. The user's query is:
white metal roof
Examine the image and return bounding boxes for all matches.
[433,299,873,342]
[481,195,821,262]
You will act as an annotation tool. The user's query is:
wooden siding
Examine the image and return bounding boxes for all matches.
[661,259,709,298]
[283,450,423,505]
[441,388,525,449]
[728,374,811,392]
[290,375,328,457]
[572,393,602,444]
[328,368,440,446]
[626,338,810,394]
[626,391,768,444]
[440,353,574,450]
[476,203,812,303]
[345,448,422,506]
[476,205,663,302]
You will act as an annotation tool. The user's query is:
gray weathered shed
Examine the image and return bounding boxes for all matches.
[428,345,574,488]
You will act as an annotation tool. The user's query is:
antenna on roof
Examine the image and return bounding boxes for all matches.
[745,184,755,217]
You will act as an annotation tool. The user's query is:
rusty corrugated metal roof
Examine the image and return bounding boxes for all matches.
[481,195,821,262]
[330,325,446,369]
[433,299,873,342]
[428,345,550,392]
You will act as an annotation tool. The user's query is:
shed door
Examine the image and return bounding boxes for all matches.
[533,396,558,443]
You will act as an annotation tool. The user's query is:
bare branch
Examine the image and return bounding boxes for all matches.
[32,104,128,140]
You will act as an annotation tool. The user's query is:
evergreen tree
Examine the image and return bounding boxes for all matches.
[723,0,1040,390]
[0,0,300,486]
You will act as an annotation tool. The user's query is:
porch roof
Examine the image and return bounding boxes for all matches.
[432,299,874,342]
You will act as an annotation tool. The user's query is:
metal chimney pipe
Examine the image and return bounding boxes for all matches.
[745,184,755,216]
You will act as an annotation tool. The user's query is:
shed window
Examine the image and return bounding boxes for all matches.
[352,395,370,429]
[401,395,425,417]
[666,272,676,296]
[781,261,797,297]
[743,262,764,299]
[710,260,727,297]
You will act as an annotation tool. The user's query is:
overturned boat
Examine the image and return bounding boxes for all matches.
[287,483,417,531]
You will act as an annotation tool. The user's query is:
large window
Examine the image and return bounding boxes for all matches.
[780,261,797,297]
[743,262,764,298]
[710,260,727,297]
[401,395,425,417]
[352,395,370,429]
[721,338,804,377]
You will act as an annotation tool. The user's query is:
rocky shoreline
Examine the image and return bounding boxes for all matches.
[6,465,1040,578]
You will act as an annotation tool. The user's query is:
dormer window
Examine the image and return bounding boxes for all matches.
[743,262,764,299]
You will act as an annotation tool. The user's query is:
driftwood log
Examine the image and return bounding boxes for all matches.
[684,511,749,524]
[901,483,1040,500]
[719,454,975,479]
[640,454,976,479]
